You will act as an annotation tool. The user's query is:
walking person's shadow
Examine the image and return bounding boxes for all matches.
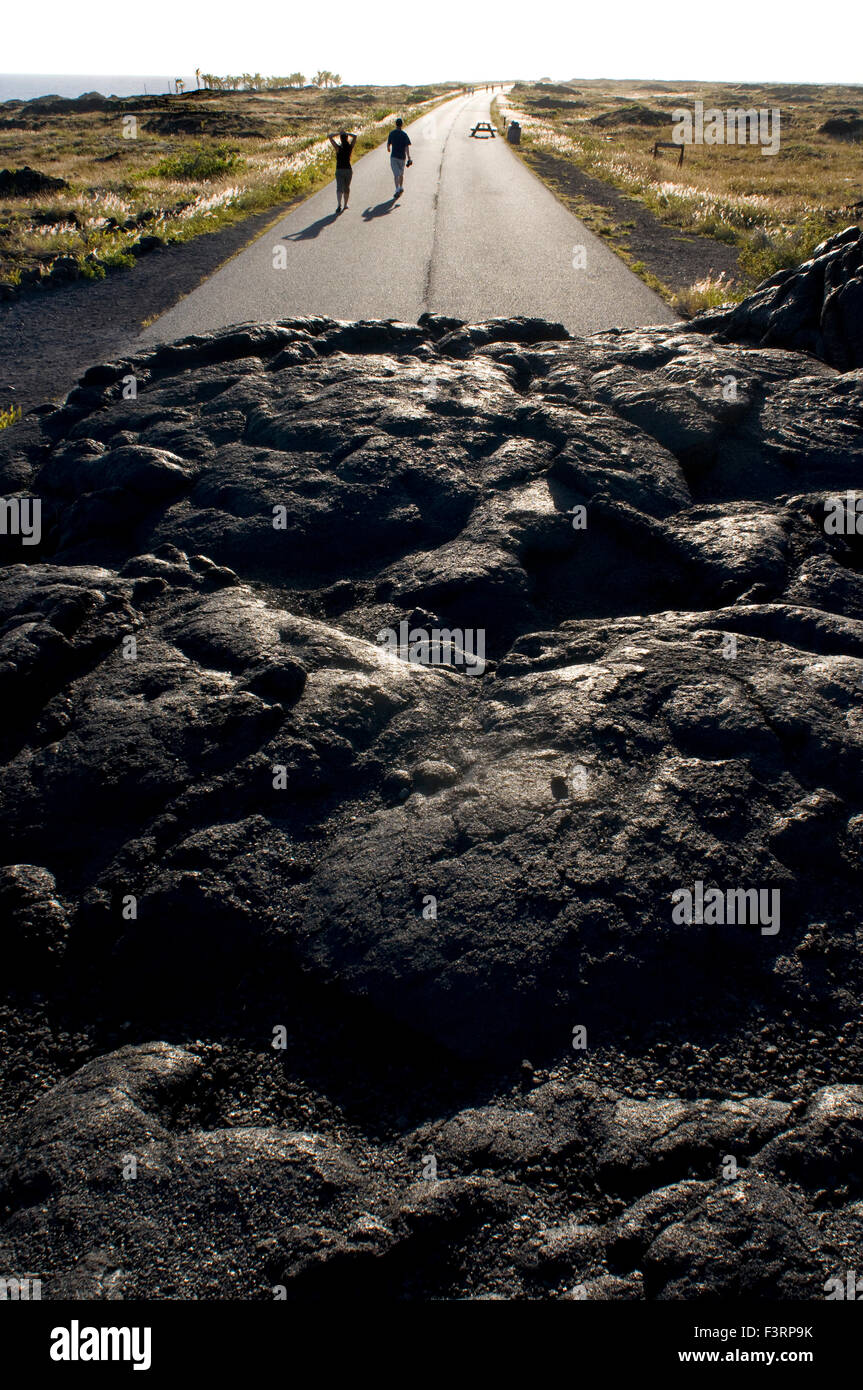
[361,200,399,221]
[283,212,339,241]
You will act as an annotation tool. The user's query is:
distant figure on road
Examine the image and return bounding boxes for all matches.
[328,129,357,213]
[387,117,412,197]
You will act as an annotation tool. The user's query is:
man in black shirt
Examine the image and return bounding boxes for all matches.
[386,118,412,197]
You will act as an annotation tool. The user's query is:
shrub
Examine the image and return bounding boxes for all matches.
[738,218,833,283]
[154,143,243,181]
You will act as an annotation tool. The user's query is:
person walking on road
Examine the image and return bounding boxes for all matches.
[328,129,357,213]
[386,117,412,197]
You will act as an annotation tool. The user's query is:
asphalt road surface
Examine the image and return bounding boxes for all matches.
[140,90,675,344]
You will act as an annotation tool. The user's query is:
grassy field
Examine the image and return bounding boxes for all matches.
[495,80,863,311]
[0,81,459,289]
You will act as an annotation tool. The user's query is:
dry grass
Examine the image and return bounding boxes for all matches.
[0,83,460,286]
[497,79,863,294]
[671,271,738,316]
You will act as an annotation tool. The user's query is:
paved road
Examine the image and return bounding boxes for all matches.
[140,91,674,345]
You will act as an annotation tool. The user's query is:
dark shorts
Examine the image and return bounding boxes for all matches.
[336,168,352,193]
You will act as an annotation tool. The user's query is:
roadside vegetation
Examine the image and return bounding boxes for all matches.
[0,80,459,290]
[495,80,863,313]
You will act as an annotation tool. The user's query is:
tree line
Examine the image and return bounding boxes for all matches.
[191,71,342,91]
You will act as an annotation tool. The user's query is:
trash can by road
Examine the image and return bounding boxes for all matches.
[507,121,521,145]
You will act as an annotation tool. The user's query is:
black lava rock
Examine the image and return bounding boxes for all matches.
[1,261,862,1300]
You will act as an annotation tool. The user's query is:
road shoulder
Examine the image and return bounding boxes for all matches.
[0,200,305,412]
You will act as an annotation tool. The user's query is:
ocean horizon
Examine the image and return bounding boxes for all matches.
[0,74,197,102]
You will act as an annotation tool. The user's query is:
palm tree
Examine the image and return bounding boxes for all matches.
[288,72,306,87]
[195,68,201,89]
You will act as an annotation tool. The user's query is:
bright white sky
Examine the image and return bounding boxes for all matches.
[6,0,863,85]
